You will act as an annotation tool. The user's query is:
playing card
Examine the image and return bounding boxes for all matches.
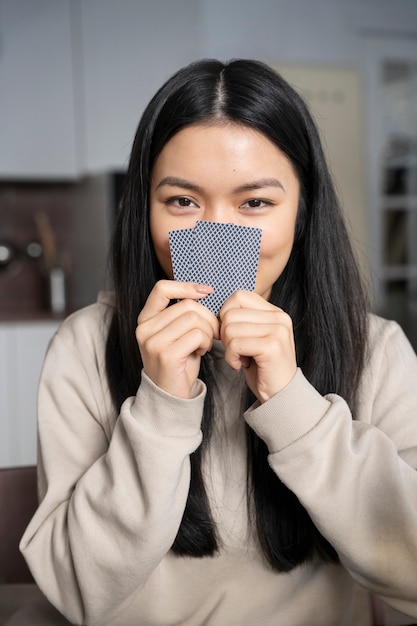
[169,221,262,316]
[168,227,194,282]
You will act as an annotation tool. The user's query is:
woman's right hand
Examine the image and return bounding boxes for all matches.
[136,280,219,399]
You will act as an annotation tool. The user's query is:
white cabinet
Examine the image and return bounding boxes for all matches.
[0,320,60,468]
[0,0,200,177]
[0,0,82,178]
[80,0,200,172]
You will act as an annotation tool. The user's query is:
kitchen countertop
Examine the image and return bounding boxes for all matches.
[0,310,69,323]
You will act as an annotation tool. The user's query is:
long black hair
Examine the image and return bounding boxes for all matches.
[106,58,369,571]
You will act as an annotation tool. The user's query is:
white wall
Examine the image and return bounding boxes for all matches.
[199,0,417,63]
[76,0,417,172]
[2,0,417,177]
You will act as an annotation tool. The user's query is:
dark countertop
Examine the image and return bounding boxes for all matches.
[0,310,69,323]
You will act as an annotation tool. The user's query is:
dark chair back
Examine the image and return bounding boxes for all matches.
[0,465,37,584]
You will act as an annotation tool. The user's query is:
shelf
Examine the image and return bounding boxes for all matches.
[381,195,417,210]
[384,154,417,169]
[382,265,417,281]
[0,311,68,324]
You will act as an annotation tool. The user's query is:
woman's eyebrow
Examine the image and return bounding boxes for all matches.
[233,178,285,192]
[155,176,203,193]
[155,176,285,193]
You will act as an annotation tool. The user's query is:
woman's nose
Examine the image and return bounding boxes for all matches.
[201,206,231,224]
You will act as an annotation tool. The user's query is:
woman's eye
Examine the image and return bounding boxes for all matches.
[241,198,271,210]
[168,197,197,208]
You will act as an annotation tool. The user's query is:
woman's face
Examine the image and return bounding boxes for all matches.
[150,123,300,300]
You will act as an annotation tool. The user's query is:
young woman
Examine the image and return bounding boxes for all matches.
[21,59,417,626]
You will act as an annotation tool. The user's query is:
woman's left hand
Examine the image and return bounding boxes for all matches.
[219,291,297,403]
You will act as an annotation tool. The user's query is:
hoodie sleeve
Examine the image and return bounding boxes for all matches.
[20,305,205,626]
[244,318,417,620]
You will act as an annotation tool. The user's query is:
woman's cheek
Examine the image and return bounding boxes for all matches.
[153,234,173,278]
[256,235,294,297]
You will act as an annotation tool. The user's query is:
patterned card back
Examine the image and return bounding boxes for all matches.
[168,228,194,282]
[169,221,262,316]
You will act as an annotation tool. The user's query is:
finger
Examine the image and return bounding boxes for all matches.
[224,334,293,371]
[141,325,214,397]
[221,317,295,367]
[139,312,217,356]
[220,309,293,346]
[149,326,215,365]
[220,307,289,327]
[219,290,278,319]
[138,298,220,343]
[138,280,213,323]
[221,321,287,345]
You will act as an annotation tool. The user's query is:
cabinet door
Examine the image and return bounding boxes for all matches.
[0,328,13,466]
[0,321,59,468]
[0,0,80,178]
[80,0,199,172]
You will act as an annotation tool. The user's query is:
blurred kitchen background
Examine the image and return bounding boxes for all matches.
[1,0,417,467]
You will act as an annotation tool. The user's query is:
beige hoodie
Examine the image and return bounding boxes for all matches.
[20,293,417,626]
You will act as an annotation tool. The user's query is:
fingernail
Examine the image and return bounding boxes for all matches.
[194,284,213,294]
